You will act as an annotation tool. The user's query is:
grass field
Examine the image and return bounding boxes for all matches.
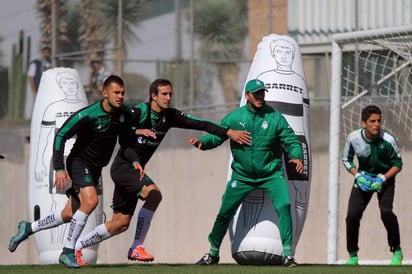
[0,264,411,274]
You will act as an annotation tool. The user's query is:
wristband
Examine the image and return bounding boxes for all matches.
[377,173,386,183]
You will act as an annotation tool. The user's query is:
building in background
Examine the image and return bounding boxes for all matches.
[248,0,411,104]
[0,0,410,108]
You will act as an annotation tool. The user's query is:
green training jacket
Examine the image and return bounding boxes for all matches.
[199,103,303,183]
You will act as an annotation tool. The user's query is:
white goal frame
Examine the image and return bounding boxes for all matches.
[327,25,412,264]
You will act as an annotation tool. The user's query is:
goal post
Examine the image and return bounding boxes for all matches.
[328,25,412,264]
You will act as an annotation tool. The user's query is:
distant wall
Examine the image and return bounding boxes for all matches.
[1,105,411,265]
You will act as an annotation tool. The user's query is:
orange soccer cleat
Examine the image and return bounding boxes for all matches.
[75,249,88,266]
[127,245,154,262]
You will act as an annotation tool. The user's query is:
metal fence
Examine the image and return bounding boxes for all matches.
[2,0,255,121]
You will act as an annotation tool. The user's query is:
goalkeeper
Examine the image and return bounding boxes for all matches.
[342,105,403,266]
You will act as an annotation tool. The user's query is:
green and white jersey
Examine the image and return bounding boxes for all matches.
[53,101,135,171]
[342,128,402,176]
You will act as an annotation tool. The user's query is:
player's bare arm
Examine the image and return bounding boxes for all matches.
[383,166,401,181]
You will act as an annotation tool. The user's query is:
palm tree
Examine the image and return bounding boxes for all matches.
[95,0,149,74]
[0,35,3,64]
[192,0,248,105]
[36,0,68,65]
[58,2,82,67]
[33,0,147,74]
[78,0,107,61]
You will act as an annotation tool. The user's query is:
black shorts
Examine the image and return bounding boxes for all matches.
[110,160,154,215]
[66,157,102,199]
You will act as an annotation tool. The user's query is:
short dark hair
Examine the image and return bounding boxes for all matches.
[41,46,51,52]
[149,79,172,101]
[103,75,124,89]
[361,105,381,121]
[90,59,103,65]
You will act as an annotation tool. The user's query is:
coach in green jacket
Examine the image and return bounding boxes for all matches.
[187,79,304,267]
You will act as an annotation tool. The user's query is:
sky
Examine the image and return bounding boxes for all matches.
[0,0,41,66]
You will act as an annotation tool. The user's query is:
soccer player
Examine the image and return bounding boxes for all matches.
[342,105,403,265]
[186,79,304,267]
[8,75,140,268]
[73,78,251,264]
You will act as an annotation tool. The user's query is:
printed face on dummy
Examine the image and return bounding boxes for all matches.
[58,75,78,97]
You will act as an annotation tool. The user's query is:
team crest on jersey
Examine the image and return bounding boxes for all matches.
[119,114,125,123]
[137,136,146,144]
[261,121,268,129]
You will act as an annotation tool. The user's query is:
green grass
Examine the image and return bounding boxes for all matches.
[0,264,411,274]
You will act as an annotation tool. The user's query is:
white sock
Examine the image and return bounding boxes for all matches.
[131,207,154,249]
[64,210,88,249]
[75,223,111,251]
[31,210,64,232]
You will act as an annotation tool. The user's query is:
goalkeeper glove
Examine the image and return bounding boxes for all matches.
[355,172,372,192]
[370,174,386,192]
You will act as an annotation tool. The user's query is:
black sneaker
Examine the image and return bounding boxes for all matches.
[283,255,298,267]
[195,253,219,265]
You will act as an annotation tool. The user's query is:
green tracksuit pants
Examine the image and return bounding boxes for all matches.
[208,174,293,256]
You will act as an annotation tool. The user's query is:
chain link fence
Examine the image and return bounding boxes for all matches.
[1,0,254,122]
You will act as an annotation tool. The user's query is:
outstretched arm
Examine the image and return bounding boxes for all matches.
[226,129,251,145]
[186,130,251,151]
[186,137,202,149]
[135,128,157,139]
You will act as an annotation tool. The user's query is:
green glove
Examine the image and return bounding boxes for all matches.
[371,174,386,192]
[355,172,372,192]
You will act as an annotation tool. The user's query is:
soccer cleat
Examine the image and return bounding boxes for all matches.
[195,253,220,265]
[127,245,154,262]
[59,248,81,268]
[75,249,88,266]
[390,250,403,266]
[8,221,32,252]
[345,255,359,265]
[283,255,298,267]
